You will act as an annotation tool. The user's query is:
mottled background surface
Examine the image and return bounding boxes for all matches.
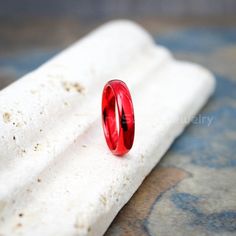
[0,1,236,235]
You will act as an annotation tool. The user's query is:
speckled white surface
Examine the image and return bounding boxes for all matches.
[0,20,215,236]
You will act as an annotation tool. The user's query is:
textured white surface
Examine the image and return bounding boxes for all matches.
[0,20,215,236]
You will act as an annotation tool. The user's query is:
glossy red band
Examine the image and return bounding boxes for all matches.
[102,80,135,156]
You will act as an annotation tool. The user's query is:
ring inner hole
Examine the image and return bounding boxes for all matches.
[106,87,119,150]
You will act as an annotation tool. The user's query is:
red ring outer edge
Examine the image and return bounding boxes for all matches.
[101,79,135,156]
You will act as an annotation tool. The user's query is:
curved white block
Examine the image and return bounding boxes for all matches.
[0,20,215,236]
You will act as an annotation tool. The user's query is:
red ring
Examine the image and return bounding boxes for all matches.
[102,79,135,156]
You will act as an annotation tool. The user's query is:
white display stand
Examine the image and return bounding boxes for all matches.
[0,20,215,236]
